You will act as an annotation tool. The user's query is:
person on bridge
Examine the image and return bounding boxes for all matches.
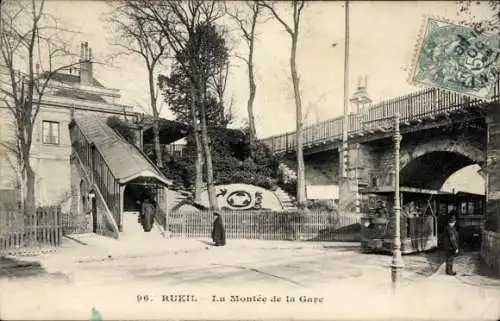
[212,212,226,246]
[443,213,460,276]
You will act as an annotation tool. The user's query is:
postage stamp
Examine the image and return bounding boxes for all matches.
[409,17,500,99]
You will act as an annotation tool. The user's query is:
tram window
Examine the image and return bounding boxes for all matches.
[439,204,447,216]
[474,200,484,215]
[461,202,467,215]
[468,202,474,215]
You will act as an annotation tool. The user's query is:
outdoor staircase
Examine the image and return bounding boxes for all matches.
[165,188,191,212]
[274,187,297,211]
[120,211,165,241]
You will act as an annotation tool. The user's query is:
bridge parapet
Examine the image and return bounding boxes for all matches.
[262,79,500,154]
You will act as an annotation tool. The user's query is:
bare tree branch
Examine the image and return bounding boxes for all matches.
[259,0,308,208]
[0,0,78,214]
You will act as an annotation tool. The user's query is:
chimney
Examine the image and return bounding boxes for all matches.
[79,41,93,85]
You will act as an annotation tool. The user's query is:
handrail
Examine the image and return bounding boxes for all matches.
[261,78,500,154]
[72,122,121,229]
[71,149,120,238]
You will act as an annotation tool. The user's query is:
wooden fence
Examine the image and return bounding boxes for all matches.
[0,206,62,255]
[60,212,90,235]
[166,210,361,242]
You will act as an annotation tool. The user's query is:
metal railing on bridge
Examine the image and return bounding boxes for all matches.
[261,79,500,154]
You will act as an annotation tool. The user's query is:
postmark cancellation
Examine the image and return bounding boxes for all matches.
[409,17,500,100]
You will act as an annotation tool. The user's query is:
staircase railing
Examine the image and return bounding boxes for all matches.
[71,123,121,235]
[71,137,120,238]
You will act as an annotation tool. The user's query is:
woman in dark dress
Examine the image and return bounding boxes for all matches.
[212,212,226,246]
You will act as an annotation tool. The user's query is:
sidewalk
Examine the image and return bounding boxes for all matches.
[17,234,358,274]
[56,234,358,259]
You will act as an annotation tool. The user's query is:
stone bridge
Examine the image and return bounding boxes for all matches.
[262,86,496,194]
[261,81,500,275]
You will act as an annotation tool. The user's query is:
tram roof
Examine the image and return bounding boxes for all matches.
[360,186,451,195]
[360,186,485,198]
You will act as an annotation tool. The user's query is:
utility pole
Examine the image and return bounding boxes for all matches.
[391,113,404,292]
[341,0,350,180]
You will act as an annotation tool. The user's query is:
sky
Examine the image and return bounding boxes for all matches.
[42,0,489,194]
[43,0,475,137]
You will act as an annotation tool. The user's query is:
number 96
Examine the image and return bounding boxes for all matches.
[137,294,150,303]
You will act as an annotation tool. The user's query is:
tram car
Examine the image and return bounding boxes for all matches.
[359,187,485,254]
[435,191,484,251]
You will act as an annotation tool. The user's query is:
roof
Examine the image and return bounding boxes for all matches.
[41,71,105,88]
[71,115,169,186]
[360,186,451,195]
[54,88,106,102]
[142,116,247,145]
[142,116,191,145]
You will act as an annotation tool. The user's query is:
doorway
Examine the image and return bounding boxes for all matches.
[92,196,97,233]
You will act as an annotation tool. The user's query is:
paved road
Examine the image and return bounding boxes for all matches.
[0,238,498,320]
[53,241,441,289]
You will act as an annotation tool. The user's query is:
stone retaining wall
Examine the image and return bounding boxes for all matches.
[480,230,500,277]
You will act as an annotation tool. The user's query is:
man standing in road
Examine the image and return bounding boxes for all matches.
[444,213,460,276]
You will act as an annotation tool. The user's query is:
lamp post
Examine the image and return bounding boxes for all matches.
[391,112,404,291]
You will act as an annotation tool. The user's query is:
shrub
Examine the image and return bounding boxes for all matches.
[306,199,336,212]
[159,128,284,191]
[106,116,136,144]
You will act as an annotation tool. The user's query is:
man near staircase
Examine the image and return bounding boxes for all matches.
[139,196,156,232]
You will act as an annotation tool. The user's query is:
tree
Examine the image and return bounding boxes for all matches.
[0,0,77,217]
[107,0,168,169]
[129,1,227,210]
[159,53,230,128]
[259,1,307,209]
[226,1,265,153]
[158,22,230,205]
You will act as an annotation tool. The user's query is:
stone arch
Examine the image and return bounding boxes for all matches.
[400,137,485,171]
[399,137,485,190]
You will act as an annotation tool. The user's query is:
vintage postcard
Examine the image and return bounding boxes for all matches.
[0,1,499,321]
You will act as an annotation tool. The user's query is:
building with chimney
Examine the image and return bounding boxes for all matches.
[0,42,135,207]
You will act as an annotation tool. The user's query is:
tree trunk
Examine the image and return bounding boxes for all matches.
[25,162,36,245]
[148,69,163,168]
[247,38,257,153]
[199,82,218,210]
[189,84,204,203]
[152,119,162,168]
[290,35,306,209]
